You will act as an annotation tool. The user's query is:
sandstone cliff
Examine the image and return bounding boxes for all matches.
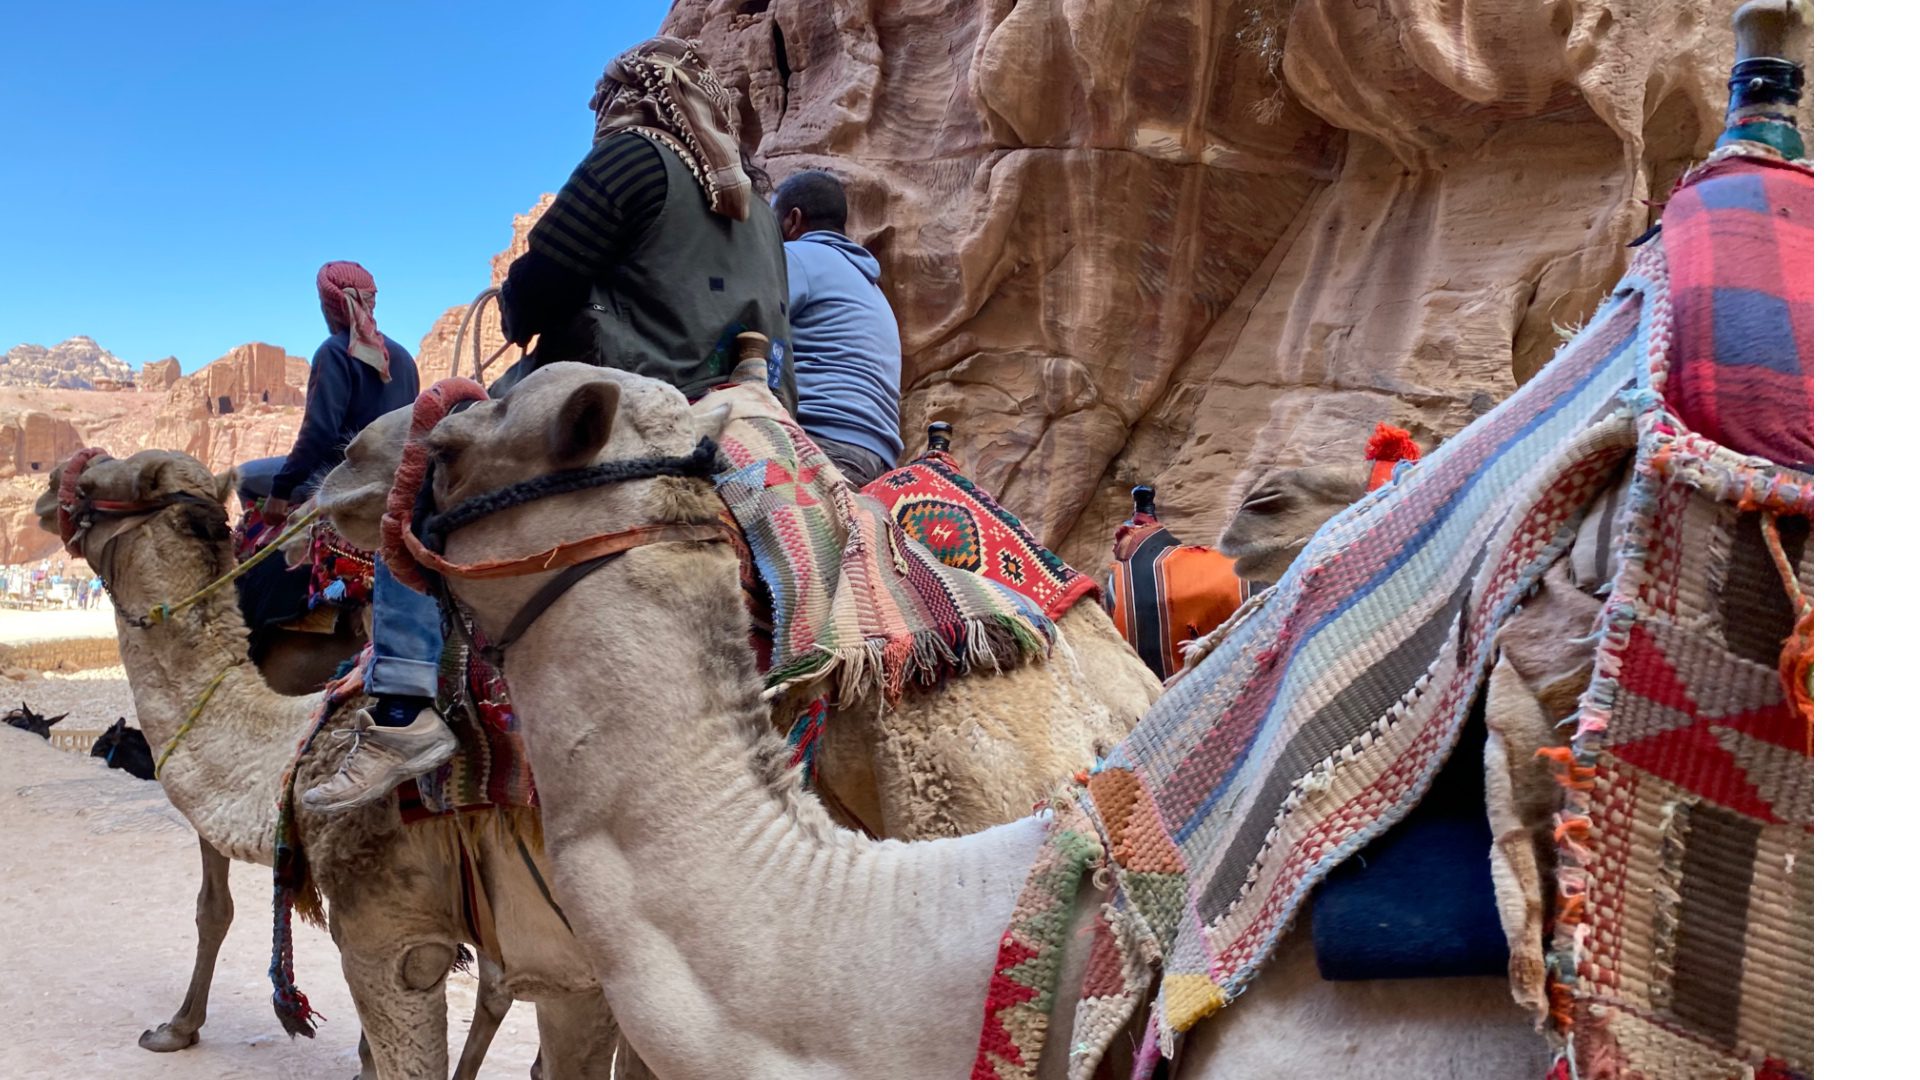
[0,337,135,391]
[0,342,310,562]
[655,0,1810,568]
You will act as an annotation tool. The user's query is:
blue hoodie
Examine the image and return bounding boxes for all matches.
[783,231,904,465]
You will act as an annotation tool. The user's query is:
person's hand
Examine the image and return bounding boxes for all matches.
[262,497,290,526]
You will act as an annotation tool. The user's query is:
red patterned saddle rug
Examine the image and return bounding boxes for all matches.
[863,448,1098,620]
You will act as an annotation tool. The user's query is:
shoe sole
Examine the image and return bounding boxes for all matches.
[299,737,460,815]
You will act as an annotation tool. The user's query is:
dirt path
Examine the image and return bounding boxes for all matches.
[0,726,545,1079]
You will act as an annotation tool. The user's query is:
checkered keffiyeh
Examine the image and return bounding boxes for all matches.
[1663,155,1812,469]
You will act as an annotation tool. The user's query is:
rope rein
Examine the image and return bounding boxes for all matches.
[154,664,239,777]
[137,506,324,628]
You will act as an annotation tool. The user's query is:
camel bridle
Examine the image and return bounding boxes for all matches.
[405,436,733,667]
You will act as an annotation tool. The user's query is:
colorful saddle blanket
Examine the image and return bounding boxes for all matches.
[706,379,1055,702]
[863,449,1098,620]
[395,620,538,822]
[1103,510,1262,681]
[975,150,1813,1080]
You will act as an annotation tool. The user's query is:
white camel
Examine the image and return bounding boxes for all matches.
[317,400,1161,842]
[381,364,1546,1078]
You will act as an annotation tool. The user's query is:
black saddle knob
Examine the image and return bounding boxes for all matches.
[1132,485,1156,515]
[927,422,953,453]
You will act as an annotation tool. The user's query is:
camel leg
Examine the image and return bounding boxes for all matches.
[614,1037,658,1080]
[139,837,232,1052]
[337,935,455,1080]
[451,952,515,1080]
[528,991,622,1079]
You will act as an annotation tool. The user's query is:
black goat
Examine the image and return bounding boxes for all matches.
[92,718,156,780]
[3,701,67,739]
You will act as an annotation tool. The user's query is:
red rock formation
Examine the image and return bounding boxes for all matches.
[659,0,1810,568]
[0,410,85,479]
[139,357,182,392]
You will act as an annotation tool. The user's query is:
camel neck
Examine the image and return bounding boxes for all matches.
[491,540,1046,1077]
[104,533,316,864]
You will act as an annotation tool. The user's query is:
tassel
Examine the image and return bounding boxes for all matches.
[1364,423,1422,492]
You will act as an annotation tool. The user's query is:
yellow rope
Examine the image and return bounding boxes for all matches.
[154,664,238,777]
[146,506,323,626]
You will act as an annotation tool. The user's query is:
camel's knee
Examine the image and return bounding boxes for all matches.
[400,942,458,992]
[195,887,234,935]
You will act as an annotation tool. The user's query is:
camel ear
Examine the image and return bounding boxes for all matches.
[691,401,731,447]
[212,468,237,506]
[550,381,621,466]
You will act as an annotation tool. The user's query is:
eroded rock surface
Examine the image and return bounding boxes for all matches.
[647,0,1807,569]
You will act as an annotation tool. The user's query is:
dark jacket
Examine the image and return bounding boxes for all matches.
[497,134,794,409]
[271,332,419,500]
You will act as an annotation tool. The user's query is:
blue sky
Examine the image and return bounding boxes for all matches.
[0,0,672,372]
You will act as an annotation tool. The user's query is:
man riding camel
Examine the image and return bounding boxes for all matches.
[772,170,904,487]
[309,37,793,811]
[493,36,796,413]
[265,261,457,813]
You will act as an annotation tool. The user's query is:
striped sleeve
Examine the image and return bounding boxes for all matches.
[526,135,670,277]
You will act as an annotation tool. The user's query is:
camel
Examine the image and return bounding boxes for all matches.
[33,452,625,1080]
[319,399,1161,842]
[387,363,1545,1078]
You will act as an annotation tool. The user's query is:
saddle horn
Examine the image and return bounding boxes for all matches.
[926,422,953,454]
[1722,0,1809,160]
[1133,485,1157,516]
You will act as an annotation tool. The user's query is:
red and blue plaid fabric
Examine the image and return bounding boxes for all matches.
[1662,155,1813,469]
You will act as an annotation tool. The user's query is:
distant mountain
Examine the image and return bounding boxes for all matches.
[0,336,137,390]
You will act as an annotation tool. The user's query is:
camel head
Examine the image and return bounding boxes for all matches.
[34,449,236,607]
[315,405,414,553]
[408,363,730,632]
[1215,461,1368,585]
[3,702,67,739]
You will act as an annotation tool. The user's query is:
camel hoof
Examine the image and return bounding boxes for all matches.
[138,1024,200,1052]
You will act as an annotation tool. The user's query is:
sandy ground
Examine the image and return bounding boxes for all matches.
[12,665,139,731]
[0,606,118,643]
[0,726,546,1080]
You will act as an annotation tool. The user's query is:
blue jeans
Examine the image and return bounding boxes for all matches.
[368,558,444,699]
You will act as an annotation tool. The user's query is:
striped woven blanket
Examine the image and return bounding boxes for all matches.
[705,379,1055,702]
[863,449,1098,620]
[974,148,1814,1080]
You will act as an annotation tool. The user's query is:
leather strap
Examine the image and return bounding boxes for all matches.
[402,521,729,581]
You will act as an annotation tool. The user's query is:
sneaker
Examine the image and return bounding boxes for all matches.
[301,706,457,814]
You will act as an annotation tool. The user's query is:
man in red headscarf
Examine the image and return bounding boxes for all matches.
[271,262,458,813]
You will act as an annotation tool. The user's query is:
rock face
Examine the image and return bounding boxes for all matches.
[657,0,1810,569]
[138,357,181,392]
[148,343,306,465]
[0,411,85,478]
[0,341,311,562]
[0,337,136,391]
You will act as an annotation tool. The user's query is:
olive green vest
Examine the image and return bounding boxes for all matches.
[496,138,796,411]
